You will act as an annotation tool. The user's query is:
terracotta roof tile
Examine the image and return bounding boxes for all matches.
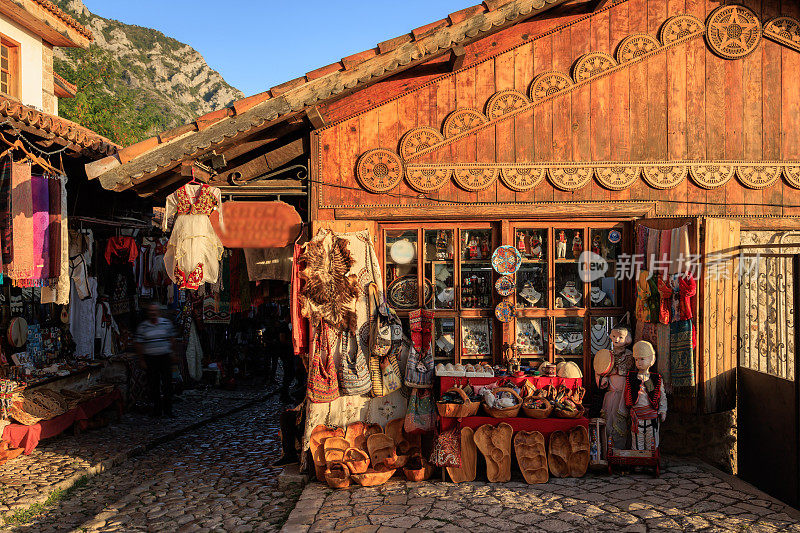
[158,123,197,144]
[196,108,233,131]
[31,0,94,41]
[232,91,272,115]
[448,5,487,25]
[378,33,413,54]
[117,136,159,164]
[270,77,307,97]
[411,19,450,40]
[341,48,379,70]
[53,72,77,96]
[482,0,510,10]
[306,62,343,81]
[0,94,114,155]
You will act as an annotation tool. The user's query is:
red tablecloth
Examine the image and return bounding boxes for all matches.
[441,415,589,440]
[2,389,123,454]
[440,375,582,392]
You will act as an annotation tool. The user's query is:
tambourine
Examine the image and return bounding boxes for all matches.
[593,348,613,378]
[8,317,28,348]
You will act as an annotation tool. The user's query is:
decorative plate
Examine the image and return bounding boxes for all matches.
[389,239,415,264]
[495,275,515,296]
[608,230,622,244]
[387,276,432,310]
[495,301,516,323]
[491,245,522,275]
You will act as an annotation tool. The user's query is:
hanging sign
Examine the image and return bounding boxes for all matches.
[209,201,301,249]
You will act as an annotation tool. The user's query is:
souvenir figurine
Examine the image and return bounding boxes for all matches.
[517,231,527,255]
[530,232,542,260]
[467,235,479,260]
[619,341,667,451]
[592,234,601,256]
[556,230,567,259]
[601,326,633,450]
[480,237,490,260]
[572,231,582,258]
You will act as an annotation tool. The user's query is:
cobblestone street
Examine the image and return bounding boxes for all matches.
[285,460,800,533]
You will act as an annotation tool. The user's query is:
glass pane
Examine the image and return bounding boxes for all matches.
[1,57,7,71]
[590,228,622,307]
[425,229,454,309]
[554,317,584,359]
[385,230,419,309]
[460,228,492,309]
[554,228,585,309]
[461,318,492,358]
[515,228,547,309]
[515,317,547,358]
[1,45,8,59]
[434,317,456,363]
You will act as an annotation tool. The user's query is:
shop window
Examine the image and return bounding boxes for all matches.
[0,35,19,98]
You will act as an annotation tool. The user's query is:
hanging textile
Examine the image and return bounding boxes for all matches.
[9,161,33,281]
[646,227,660,270]
[105,236,138,264]
[0,158,12,273]
[163,183,224,290]
[149,237,170,286]
[243,245,292,282]
[229,249,242,314]
[670,320,695,389]
[30,174,49,282]
[204,252,230,323]
[656,323,671,393]
[69,277,97,358]
[185,321,203,381]
[238,254,251,310]
[47,176,61,282]
[95,298,118,357]
[635,271,651,323]
[41,176,69,305]
[291,243,309,358]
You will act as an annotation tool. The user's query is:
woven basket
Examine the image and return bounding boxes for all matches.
[522,398,553,419]
[9,390,68,425]
[482,387,522,419]
[437,387,480,418]
[552,404,585,419]
[59,389,84,410]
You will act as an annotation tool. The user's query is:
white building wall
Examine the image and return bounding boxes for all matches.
[0,15,44,110]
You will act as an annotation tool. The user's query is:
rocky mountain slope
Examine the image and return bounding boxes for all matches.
[52,0,244,146]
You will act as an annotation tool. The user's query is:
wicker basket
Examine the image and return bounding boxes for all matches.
[482,387,522,418]
[8,390,68,426]
[522,398,553,419]
[552,404,585,419]
[437,387,480,418]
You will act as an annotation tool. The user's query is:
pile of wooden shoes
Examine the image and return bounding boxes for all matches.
[309,418,434,489]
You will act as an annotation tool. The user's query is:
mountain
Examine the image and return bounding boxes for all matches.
[51,0,244,146]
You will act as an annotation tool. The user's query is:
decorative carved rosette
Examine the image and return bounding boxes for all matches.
[355,148,404,193]
[399,127,444,160]
[616,34,661,63]
[499,166,547,191]
[736,165,782,189]
[705,5,762,59]
[485,90,529,120]
[595,165,641,191]
[689,164,735,189]
[659,14,705,45]
[528,71,573,102]
[642,164,687,189]
[442,109,488,138]
[453,167,499,191]
[572,52,617,83]
[785,166,800,190]
[548,166,593,191]
[405,166,451,192]
[763,17,800,52]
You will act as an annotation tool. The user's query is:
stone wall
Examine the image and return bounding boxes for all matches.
[661,408,737,474]
[41,42,55,114]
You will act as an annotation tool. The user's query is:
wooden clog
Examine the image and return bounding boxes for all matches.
[514,431,549,484]
[310,425,344,480]
[323,437,350,465]
[548,430,571,478]
[343,447,370,474]
[567,425,590,478]
[351,465,396,487]
[324,462,351,489]
[367,433,397,467]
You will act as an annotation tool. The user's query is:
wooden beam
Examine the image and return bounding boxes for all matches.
[448,44,466,71]
[180,161,211,182]
[305,106,326,129]
[333,201,657,220]
[591,0,611,12]
[223,138,306,183]
[217,119,305,161]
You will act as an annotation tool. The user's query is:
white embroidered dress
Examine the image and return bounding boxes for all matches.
[163,184,224,290]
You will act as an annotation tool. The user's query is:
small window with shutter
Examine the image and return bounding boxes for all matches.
[0,34,19,98]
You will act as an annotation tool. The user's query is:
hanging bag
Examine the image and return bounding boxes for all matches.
[338,330,372,396]
[368,283,403,397]
[430,426,462,468]
[404,388,437,434]
[406,309,434,388]
[307,323,340,403]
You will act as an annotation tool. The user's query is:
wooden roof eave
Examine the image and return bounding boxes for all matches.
[89,0,573,193]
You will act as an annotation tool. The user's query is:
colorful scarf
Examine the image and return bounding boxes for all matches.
[31,174,49,281]
[0,159,11,272]
[291,243,309,357]
[10,161,33,281]
[670,320,695,389]
[635,224,648,257]
[47,176,61,282]
[646,227,660,270]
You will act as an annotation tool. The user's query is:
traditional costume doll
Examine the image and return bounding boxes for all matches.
[592,234,601,256]
[602,326,633,449]
[572,231,583,258]
[530,232,542,260]
[517,231,527,255]
[619,341,667,451]
[556,231,567,259]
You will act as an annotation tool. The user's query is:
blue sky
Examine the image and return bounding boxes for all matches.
[83,1,472,97]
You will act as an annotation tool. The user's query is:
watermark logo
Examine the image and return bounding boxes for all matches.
[578,251,608,283]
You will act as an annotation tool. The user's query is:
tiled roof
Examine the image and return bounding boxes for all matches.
[0,95,117,156]
[31,0,93,41]
[53,71,77,98]
[88,0,568,192]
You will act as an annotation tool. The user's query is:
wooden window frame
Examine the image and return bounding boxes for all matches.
[0,33,20,99]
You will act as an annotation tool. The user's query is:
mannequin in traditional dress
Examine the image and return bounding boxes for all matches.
[620,341,667,451]
[601,326,633,449]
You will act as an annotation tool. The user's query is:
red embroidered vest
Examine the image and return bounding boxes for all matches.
[624,371,662,409]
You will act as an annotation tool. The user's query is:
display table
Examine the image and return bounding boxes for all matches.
[2,389,123,454]
[441,415,589,439]
[439,375,582,392]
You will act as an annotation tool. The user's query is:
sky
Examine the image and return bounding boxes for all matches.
[82,0,473,97]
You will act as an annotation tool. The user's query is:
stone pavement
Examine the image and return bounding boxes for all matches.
[1,395,299,532]
[0,384,269,519]
[284,459,800,533]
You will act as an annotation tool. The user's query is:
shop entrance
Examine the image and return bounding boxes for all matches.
[737,232,800,507]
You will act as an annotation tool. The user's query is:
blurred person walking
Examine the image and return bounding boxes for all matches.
[135,302,177,418]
